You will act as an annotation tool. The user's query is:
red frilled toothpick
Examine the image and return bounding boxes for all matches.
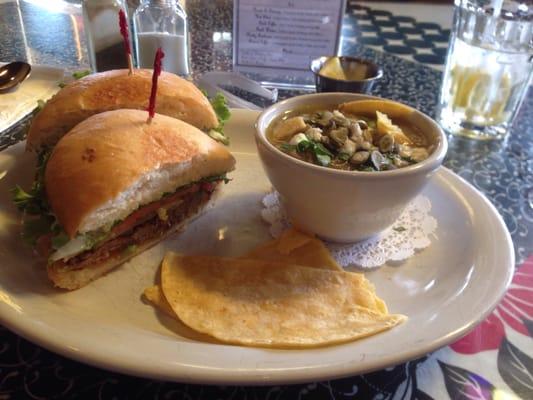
[118,9,134,75]
[147,47,165,123]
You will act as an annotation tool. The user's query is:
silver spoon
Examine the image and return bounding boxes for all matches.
[0,61,32,93]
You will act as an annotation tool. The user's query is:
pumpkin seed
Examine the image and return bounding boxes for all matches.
[305,127,323,141]
[363,129,374,143]
[360,141,372,151]
[328,127,349,147]
[340,139,357,156]
[371,151,390,170]
[350,151,370,165]
[379,134,395,153]
[357,120,368,130]
[349,122,362,140]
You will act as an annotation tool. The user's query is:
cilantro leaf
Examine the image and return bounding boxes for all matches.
[313,142,333,157]
[280,143,296,152]
[338,153,351,161]
[291,140,332,167]
[296,140,312,153]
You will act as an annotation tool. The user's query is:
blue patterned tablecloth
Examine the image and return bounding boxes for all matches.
[0,1,531,399]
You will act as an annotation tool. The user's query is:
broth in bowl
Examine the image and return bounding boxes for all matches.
[267,100,434,172]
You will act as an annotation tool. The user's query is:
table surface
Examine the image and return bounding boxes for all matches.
[0,0,532,399]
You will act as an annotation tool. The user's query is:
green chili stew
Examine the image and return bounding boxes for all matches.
[267,105,433,172]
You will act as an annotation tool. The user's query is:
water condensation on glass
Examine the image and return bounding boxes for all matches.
[438,0,533,140]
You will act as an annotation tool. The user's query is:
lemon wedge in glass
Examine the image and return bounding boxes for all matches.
[450,65,511,125]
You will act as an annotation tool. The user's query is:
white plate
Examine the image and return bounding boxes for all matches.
[0,109,514,385]
[0,63,64,133]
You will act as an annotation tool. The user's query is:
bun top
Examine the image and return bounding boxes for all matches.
[26,69,219,151]
[44,109,235,237]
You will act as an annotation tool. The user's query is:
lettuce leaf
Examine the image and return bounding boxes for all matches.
[123,244,138,255]
[211,92,231,126]
[200,173,231,184]
[58,69,92,88]
[207,129,229,145]
[36,99,46,112]
[51,231,70,249]
[11,185,34,210]
[10,149,62,245]
[208,93,230,145]
[72,70,91,80]
[21,215,54,245]
[11,151,50,215]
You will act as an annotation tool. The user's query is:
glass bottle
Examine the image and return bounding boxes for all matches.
[82,0,130,72]
[133,0,190,77]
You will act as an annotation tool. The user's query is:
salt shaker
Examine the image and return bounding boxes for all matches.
[133,0,190,77]
[82,0,131,72]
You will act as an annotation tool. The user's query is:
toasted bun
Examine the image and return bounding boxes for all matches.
[47,199,214,290]
[26,69,219,151]
[44,109,235,237]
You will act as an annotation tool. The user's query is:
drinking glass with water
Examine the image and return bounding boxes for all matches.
[437,0,532,140]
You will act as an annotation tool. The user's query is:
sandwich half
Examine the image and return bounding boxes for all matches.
[26,69,229,152]
[16,109,235,290]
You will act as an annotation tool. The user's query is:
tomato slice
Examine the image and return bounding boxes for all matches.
[111,184,201,237]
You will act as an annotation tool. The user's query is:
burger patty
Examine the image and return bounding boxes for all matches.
[57,181,219,270]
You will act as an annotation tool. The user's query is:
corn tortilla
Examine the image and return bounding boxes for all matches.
[244,228,343,271]
[160,253,406,348]
[144,228,387,316]
[144,285,176,318]
[143,285,224,344]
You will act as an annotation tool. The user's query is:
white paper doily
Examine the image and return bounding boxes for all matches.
[261,191,437,269]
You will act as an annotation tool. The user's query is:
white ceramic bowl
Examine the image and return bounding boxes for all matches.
[255,93,448,243]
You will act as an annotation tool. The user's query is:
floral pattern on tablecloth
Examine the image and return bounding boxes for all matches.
[427,256,533,400]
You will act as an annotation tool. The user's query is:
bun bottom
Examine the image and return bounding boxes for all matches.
[47,194,218,290]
